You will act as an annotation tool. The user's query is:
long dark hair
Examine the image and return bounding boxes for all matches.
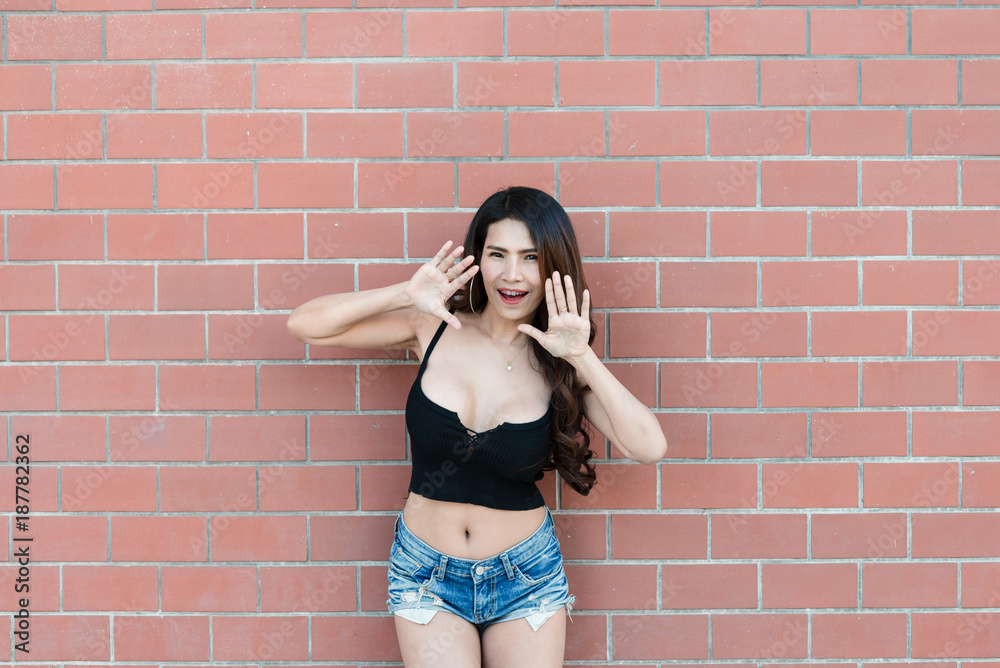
[453,187,597,495]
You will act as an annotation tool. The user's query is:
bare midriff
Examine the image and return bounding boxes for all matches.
[402,493,547,561]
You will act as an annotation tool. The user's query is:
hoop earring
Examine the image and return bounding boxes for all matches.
[469,275,480,315]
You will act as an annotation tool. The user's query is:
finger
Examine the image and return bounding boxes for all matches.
[544,277,558,317]
[581,288,591,321]
[439,245,466,273]
[551,271,568,314]
[517,323,545,344]
[431,241,454,266]
[448,265,478,291]
[563,274,578,315]
[435,306,462,329]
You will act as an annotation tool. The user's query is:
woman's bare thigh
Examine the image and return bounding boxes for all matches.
[480,608,567,668]
[395,611,482,668]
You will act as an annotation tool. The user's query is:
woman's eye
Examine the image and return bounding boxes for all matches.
[525,254,538,261]
[488,251,503,258]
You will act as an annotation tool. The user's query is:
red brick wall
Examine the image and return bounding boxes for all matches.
[2,2,1000,664]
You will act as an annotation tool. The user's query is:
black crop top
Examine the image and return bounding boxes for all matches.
[405,319,554,511]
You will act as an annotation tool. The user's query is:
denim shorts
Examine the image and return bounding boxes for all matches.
[386,508,574,631]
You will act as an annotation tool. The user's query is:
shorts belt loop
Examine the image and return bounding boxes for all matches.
[436,555,448,581]
[499,553,515,581]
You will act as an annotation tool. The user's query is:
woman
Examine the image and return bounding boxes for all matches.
[287,187,666,667]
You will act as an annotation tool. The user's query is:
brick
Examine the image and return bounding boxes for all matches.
[913,9,1000,55]
[156,64,252,109]
[11,415,105,461]
[610,110,704,157]
[209,415,305,462]
[106,13,202,59]
[57,64,153,110]
[913,411,1000,457]
[663,463,757,509]
[560,161,656,207]
[58,0,153,9]
[611,514,706,559]
[966,361,1000,407]
[457,162,558,208]
[762,160,857,207]
[61,465,157,512]
[763,462,858,508]
[560,60,656,106]
[258,62,352,109]
[612,614,709,661]
[0,366,55,411]
[307,112,402,158]
[762,260,857,306]
[508,10,604,56]
[963,59,1000,104]
[711,211,808,257]
[157,0,250,7]
[863,159,958,206]
[913,211,1000,256]
[509,110,605,158]
[313,616,402,662]
[711,312,807,357]
[763,362,858,408]
[812,513,907,559]
[914,110,1000,156]
[812,110,907,156]
[1,463,56,511]
[63,565,158,611]
[214,616,309,661]
[24,615,109,661]
[357,62,451,108]
[7,113,102,160]
[206,212,302,260]
[158,162,253,209]
[0,164,54,209]
[261,565,356,612]
[359,564,389,611]
[565,564,657,610]
[262,465,356,511]
[107,112,202,159]
[115,616,210,661]
[764,563,858,609]
[358,161,454,208]
[258,264,354,309]
[258,162,354,208]
[159,365,256,411]
[548,513,605,561]
[158,264,254,310]
[0,65,52,110]
[863,260,958,306]
[7,15,101,60]
[711,9,806,55]
[306,11,402,57]
[111,516,206,561]
[110,415,206,462]
[610,313,705,358]
[861,60,958,105]
[761,59,857,105]
[912,613,1000,659]
[610,211,706,257]
[714,614,809,659]
[311,515,395,560]
[210,515,307,561]
[586,261,658,309]
[662,60,757,106]
[161,466,257,512]
[109,314,205,361]
[659,564,757,609]
[30,515,107,561]
[811,9,908,55]
[863,361,958,407]
[662,160,756,207]
[359,363,417,410]
[310,414,406,461]
[712,413,807,458]
[407,111,503,157]
[710,110,807,157]
[813,613,908,658]
[162,565,258,612]
[0,564,58,611]
[208,113,300,160]
[209,314,304,361]
[259,364,355,410]
[609,9,704,55]
[206,12,301,58]
[457,61,554,107]
[813,311,907,357]
[57,163,153,210]
[407,11,501,56]
[58,264,155,310]
[963,260,1000,306]
[9,214,102,262]
[863,563,957,608]
[912,311,1000,356]
[915,513,1000,555]
[812,210,908,257]
[964,160,1000,206]
[562,462,657,510]
[662,362,757,408]
[60,365,155,411]
[108,214,203,260]
[962,563,1000,605]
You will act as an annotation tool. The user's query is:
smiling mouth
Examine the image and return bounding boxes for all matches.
[498,288,528,304]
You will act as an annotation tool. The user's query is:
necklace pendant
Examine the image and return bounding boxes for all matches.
[506,362,513,371]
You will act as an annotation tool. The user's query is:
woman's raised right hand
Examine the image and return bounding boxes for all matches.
[405,241,478,329]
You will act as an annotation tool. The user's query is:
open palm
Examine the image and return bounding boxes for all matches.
[519,271,591,360]
[405,241,478,329]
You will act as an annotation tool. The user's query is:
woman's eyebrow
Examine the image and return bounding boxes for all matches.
[485,244,538,253]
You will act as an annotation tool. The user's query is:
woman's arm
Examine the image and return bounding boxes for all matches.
[286,242,478,350]
[518,272,667,465]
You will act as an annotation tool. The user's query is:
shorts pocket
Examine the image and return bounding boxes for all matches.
[388,542,431,579]
[512,542,563,586]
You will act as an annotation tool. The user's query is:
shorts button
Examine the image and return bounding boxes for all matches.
[475,566,485,575]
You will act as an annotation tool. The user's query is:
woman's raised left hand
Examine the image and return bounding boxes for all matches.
[518,271,592,362]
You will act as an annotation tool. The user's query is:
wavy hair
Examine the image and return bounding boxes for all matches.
[452,186,597,495]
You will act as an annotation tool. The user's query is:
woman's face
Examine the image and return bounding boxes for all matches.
[479,218,544,321]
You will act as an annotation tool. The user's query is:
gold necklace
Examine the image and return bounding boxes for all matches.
[480,316,530,371]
